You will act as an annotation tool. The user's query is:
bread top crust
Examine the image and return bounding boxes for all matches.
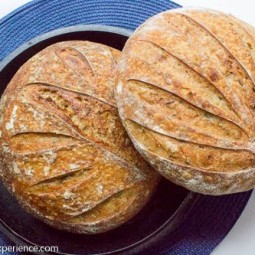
[115,8,255,194]
[0,41,159,233]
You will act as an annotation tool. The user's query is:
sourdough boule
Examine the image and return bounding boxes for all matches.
[115,8,255,195]
[0,41,159,233]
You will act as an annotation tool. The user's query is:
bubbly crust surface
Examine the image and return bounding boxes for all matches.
[0,41,159,233]
[115,8,255,195]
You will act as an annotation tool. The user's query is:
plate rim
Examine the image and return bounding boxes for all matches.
[0,24,133,72]
[0,190,199,255]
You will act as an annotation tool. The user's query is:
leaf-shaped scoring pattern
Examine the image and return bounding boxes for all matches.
[115,8,255,195]
[0,41,159,234]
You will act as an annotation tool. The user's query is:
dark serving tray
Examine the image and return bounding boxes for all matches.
[0,25,199,255]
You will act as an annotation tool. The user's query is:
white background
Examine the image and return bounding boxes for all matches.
[1,1,255,255]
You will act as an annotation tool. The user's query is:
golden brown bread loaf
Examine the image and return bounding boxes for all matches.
[115,8,255,195]
[0,41,159,233]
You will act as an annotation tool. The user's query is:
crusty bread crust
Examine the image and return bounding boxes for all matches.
[115,8,255,195]
[0,41,159,233]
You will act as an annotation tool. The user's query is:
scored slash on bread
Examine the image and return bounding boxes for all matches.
[115,8,255,195]
[0,41,159,233]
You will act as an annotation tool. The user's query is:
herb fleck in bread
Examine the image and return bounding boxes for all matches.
[0,41,159,233]
[115,8,255,195]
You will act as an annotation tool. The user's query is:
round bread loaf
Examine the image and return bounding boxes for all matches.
[0,41,159,233]
[115,8,255,195]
